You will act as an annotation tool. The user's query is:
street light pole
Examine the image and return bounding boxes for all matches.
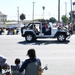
[17,6,19,24]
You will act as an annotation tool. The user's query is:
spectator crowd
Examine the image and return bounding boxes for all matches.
[0,28,20,35]
[0,49,48,75]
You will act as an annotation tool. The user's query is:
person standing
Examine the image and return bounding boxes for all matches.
[19,48,42,75]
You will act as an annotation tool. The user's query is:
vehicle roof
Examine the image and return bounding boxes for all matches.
[27,21,50,24]
[28,21,41,23]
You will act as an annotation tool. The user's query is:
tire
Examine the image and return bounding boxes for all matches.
[25,34,34,42]
[57,33,66,42]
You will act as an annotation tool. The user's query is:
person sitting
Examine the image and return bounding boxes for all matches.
[0,55,10,70]
[14,58,20,67]
[42,23,50,35]
[33,25,39,34]
[11,58,23,75]
[0,55,10,75]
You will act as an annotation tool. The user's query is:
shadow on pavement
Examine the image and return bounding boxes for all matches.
[18,39,70,45]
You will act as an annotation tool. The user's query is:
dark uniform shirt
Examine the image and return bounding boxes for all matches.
[19,58,41,75]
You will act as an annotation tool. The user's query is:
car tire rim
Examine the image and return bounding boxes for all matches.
[59,35,65,41]
[27,35,32,41]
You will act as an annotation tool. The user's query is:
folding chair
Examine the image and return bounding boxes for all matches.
[11,65,25,75]
[0,65,2,74]
[11,65,20,75]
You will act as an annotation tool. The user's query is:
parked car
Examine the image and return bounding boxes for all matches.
[21,22,71,42]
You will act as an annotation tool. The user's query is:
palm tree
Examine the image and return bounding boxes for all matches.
[42,6,45,19]
[20,13,26,21]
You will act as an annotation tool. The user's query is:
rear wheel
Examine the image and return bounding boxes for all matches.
[57,33,66,42]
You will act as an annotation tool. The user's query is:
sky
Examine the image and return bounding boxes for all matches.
[0,0,75,21]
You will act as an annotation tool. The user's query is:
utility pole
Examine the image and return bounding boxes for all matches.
[58,0,60,22]
[32,2,35,21]
[70,0,73,34]
[70,0,73,23]
[17,6,19,24]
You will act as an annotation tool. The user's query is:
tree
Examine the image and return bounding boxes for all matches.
[42,6,45,19]
[61,15,69,24]
[34,19,49,23]
[20,13,26,20]
[49,17,57,23]
[42,6,45,10]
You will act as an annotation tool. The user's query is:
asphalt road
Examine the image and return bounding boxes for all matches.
[0,34,75,75]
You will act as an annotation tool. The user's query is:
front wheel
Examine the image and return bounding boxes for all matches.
[57,34,66,42]
[25,34,34,42]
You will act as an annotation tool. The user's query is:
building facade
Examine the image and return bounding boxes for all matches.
[0,11,7,22]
